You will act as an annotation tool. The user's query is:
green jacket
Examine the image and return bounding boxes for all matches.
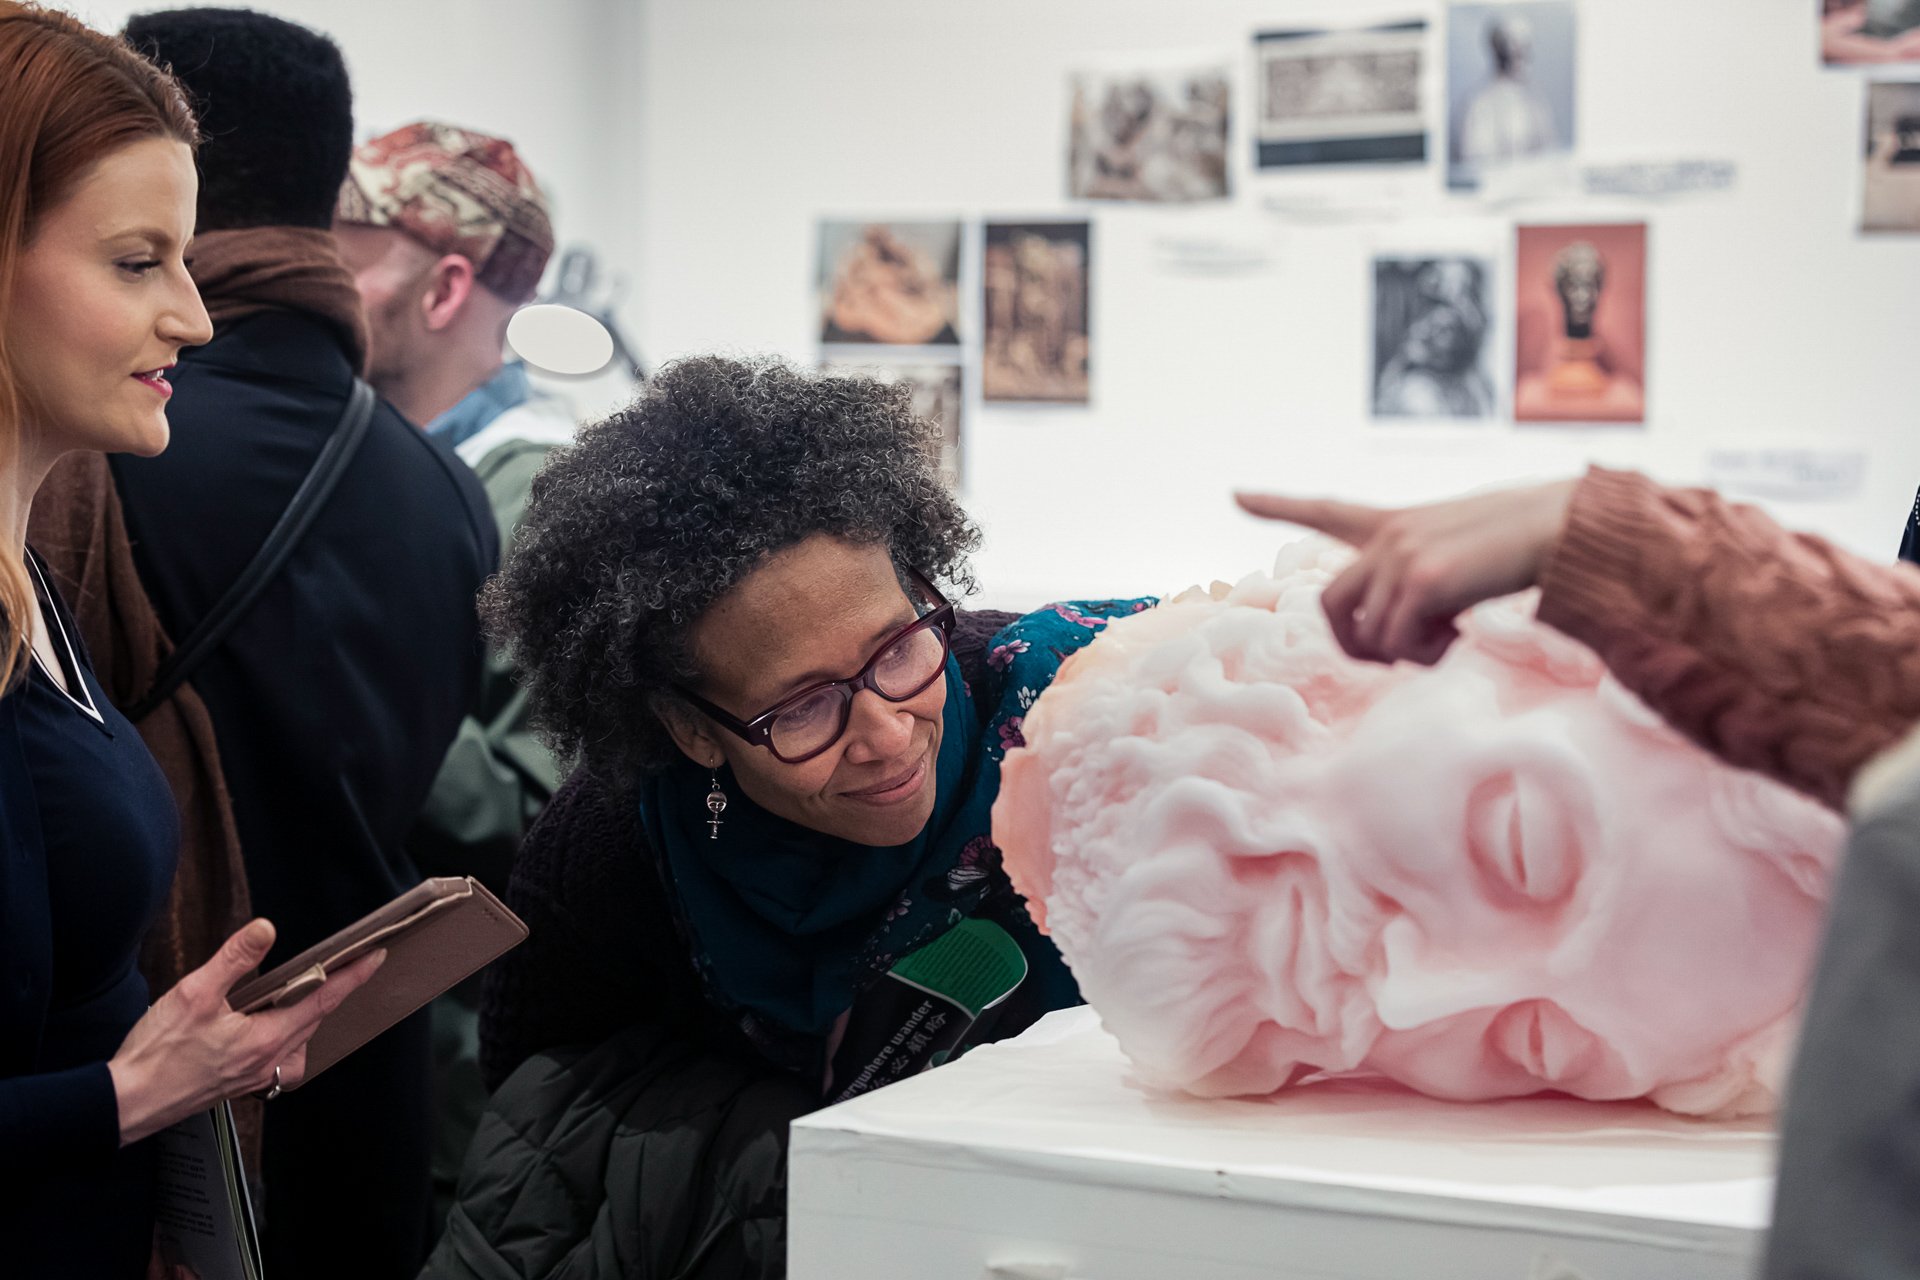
[412,402,573,892]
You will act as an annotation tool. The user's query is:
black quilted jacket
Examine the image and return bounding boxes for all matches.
[420,1023,814,1280]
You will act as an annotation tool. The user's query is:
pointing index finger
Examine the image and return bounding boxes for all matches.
[1234,492,1387,547]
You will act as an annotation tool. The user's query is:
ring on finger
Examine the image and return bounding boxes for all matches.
[255,1064,284,1102]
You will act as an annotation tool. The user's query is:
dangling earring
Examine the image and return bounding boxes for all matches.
[705,770,728,840]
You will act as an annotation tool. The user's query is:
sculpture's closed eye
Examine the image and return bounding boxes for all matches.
[1466,771,1580,906]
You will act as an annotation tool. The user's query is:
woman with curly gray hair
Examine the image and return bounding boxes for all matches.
[424,356,1150,1279]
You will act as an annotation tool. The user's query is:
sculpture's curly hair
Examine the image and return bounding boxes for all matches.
[482,354,979,782]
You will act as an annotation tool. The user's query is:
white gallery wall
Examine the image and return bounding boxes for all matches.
[70,0,646,416]
[73,0,643,267]
[627,0,1920,607]
[57,0,1920,608]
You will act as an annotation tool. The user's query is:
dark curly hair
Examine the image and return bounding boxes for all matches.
[483,355,980,783]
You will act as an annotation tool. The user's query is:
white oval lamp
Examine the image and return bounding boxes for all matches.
[507,303,616,377]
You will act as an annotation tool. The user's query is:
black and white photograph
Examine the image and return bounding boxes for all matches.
[1446,2,1577,190]
[1371,255,1498,420]
[1252,21,1428,169]
[1068,61,1232,202]
[817,219,963,346]
[820,359,964,489]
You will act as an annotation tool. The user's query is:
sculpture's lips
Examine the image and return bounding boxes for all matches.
[1490,999,1602,1085]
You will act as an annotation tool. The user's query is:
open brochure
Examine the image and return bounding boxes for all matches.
[152,1101,263,1280]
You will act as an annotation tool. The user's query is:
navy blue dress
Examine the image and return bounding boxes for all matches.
[0,552,180,1277]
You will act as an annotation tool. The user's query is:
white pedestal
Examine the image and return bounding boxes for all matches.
[789,1007,1775,1280]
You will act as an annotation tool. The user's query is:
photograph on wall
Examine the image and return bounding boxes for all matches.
[1822,0,1920,66]
[982,221,1091,404]
[1252,21,1427,169]
[1371,255,1497,420]
[821,359,964,490]
[1862,81,1920,230]
[1446,2,1576,191]
[1067,61,1232,202]
[817,220,962,346]
[1513,222,1646,424]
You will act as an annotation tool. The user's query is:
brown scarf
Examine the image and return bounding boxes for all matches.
[28,454,263,1171]
[189,227,371,375]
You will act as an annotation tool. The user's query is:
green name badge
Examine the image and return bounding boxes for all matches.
[829,918,1028,1102]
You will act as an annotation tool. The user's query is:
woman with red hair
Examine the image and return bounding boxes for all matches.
[0,6,378,1273]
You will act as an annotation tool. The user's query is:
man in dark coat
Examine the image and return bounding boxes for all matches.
[116,12,497,1278]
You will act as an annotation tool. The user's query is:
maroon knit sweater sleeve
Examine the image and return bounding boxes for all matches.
[1536,466,1920,812]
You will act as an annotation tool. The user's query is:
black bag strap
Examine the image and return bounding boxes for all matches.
[127,378,378,723]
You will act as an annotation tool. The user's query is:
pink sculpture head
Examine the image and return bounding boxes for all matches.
[993,542,1844,1117]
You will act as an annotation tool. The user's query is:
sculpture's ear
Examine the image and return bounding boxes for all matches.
[994,746,1056,933]
[1710,771,1846,902]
